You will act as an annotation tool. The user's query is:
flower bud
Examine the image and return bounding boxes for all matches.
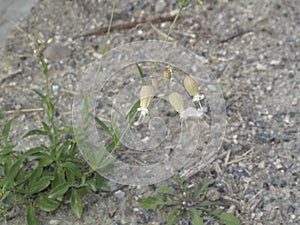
[47,38,54,44]
[169,92,184,113]
[184,76,199,97]
[151,78,159,90]
[140,85,154,110]
[163,71,172,83]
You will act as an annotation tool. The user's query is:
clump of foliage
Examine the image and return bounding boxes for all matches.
[138,176,241,225]
[0,36,110,225]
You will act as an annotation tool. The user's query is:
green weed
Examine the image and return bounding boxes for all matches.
[138,176,241,225]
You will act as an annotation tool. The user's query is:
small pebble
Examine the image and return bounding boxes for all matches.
[44,43,71,61]
[256,63,267,71]
[206,189,221,201]
[49,220,60,225]
[114,190,125,199]
[155,0,167,13]
[273,159,283,170]
[270,60,280,66]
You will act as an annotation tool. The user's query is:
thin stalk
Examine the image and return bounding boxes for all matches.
[103,0,116,54]
[150,6,183,76]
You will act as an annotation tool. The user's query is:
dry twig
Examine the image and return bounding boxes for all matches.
[73,15,182,39]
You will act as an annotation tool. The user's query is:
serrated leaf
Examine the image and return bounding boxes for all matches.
[36,195,60,212]
[217,212,241,225]
[157,186,176,195]
[26,175,54,195]
[70,190,83,218]
[189,208,204,225]
[167,207,181,225]
[26,203,40,225]
[48,183,71,199]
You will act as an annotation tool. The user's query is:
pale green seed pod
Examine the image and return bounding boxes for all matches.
[169,92,184,113]
[140,85,154,109]
[184,76,199,97]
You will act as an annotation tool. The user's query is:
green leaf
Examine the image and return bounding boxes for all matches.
[195,181,213,198]
[127,100,140,120]
[86,180,98,192]
[1,144,16,155]
[33,89,46,100]
[95,174,110,192]
[41,121,54,144]
[26,176,54,195]
[157,186,176,195]
[39,154,55,167]
[61,162,82,178]
[56,140,74,158]
[4,158,24,188]
[93,114,110,134]
[136,63,145,85]
[216,212,241,225]
[29,167,43,182]
[178,0,191,8]
[41,121,51,134]
[167,207,181,225]
[52,170,66,189]
[45,98,55,121]
[2,119,13,145]
[26,203,40,225]
[48,183,71,199]
[138,196,167,210]
[22,129,48,139]
[36,195,60,212]
[70,190,83,218]
[197,0,204,5]
[21,146,48,158]
[41,59,48,75]
[82,95,89,123]
[189,208,204,225]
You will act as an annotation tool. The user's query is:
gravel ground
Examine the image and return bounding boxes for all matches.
[0,0,299,224]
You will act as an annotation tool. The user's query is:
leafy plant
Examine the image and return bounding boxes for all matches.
[138,176,241,225]
[0,36,110,225]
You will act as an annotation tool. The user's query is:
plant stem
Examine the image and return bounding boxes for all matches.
[150,6,183,76]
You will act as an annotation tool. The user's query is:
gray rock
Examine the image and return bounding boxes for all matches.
[155,0,167,13]
[44,43,71,61]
